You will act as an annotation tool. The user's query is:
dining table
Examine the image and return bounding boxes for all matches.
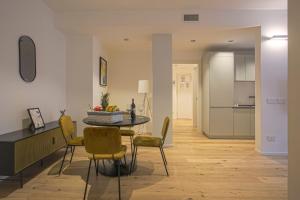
[82,114,150,177]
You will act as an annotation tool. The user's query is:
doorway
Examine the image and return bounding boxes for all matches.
[172,64,199,127]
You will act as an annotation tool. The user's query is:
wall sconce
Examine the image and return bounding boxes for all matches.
[270,35,288,40]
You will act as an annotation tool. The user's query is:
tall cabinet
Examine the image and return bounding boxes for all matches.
[202,51,255,139]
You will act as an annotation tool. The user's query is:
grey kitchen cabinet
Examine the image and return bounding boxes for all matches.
[202,51,255,139]
[210,108,234,137]
[235,54,246,81]
[245,55,255,81]
[235,53,255,81]
[233,108,251,136]
[250,108,255,136]
[210,52,234,107]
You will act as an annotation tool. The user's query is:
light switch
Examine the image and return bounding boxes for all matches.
[266,98,277,104]
[266,98,286,104]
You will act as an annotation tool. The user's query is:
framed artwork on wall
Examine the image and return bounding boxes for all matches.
[27,108,45,129]
[99,57,107,86]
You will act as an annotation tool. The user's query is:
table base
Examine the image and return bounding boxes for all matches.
[97,155,136,177]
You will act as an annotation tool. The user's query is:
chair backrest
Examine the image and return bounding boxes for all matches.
[84,127,121,155]
[59,115,75,141]
[161,117,170,144]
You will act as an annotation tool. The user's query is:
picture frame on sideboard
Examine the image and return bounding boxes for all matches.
[27,108,45,130]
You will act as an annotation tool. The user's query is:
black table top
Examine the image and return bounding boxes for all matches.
[0,121,60,143]
[83,115,150,127]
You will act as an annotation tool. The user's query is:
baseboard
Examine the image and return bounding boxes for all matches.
[255,148,288,156]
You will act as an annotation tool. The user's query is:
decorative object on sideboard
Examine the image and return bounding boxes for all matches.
[101,92,110,111]
[19,35,36,82]
[27,108,45,130]
[60,109,66,117]
[99,57,107,86]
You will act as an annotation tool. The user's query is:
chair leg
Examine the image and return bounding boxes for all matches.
[130,146,136,174]
[70,146,75,164]
[19,171,23,188]
[130,136,133,154]
[130,146,138,174]
[123,155,127,166]
[159,146,169,176]
[117,160,121,200]
[161,147,168,165]
[93,158,98,176]
[83,159,92,200]
[59,145,69,175]
[102,160,105,171]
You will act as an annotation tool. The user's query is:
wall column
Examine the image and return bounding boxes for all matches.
[152,34,173,145]
[288,0,300,198]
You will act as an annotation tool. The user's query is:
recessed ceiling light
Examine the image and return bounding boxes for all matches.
[124,38,129,41]
[190,39,196,43]
[227,40,234,43]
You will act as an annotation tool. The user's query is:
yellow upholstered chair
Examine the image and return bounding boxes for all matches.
[58,115,84,175]
[119,129,135,153]
[130,117,170,176]
[83,127,127,200]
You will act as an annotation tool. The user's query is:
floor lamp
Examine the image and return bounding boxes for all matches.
[138,80,152,133]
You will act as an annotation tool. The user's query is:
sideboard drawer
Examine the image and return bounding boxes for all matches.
[14,128,65,173]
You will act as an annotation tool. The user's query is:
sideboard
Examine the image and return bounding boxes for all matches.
[0,121,75,187]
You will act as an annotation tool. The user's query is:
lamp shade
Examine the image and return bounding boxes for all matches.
[138,80,149,94]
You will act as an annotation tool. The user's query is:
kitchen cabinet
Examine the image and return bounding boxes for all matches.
[202,51,255,139]
[235,53,255,81]
[234,108,251,136]
[210,108,234,137]
[250,108,255,136]
[210,53,234,107]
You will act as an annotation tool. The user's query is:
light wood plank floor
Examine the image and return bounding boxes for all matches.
[0,120,287,200]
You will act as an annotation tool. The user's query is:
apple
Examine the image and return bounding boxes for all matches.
[94,106,102,111]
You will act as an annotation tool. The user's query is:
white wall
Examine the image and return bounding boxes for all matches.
[66,35,93,135]
[108,49,153,132]
[65,35,108,134]
[0,0,66,134]
[109,50,152,111]
[258,18,288,154]
[93,37,108,106]
[288,0,300,198]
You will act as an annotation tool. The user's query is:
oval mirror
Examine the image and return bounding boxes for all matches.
[19,36,36,82]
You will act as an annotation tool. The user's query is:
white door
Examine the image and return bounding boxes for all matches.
[177,73,193,119]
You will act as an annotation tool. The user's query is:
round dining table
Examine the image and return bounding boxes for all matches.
[82,114,150,177]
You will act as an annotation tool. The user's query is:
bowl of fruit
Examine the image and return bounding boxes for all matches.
[87,105,123,123]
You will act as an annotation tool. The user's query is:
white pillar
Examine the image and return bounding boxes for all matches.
[288,0,300,198]
[152,34,173,146]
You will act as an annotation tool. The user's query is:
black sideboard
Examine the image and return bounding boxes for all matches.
[0,121,74,187]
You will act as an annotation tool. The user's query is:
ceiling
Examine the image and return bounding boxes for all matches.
[97,27,258,52]
[45,0,287,12]
[44,0,278,52]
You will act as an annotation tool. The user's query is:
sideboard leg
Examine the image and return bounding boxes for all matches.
[19,172,23,188]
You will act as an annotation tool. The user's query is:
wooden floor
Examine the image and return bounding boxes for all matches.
[0,120,287,200]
